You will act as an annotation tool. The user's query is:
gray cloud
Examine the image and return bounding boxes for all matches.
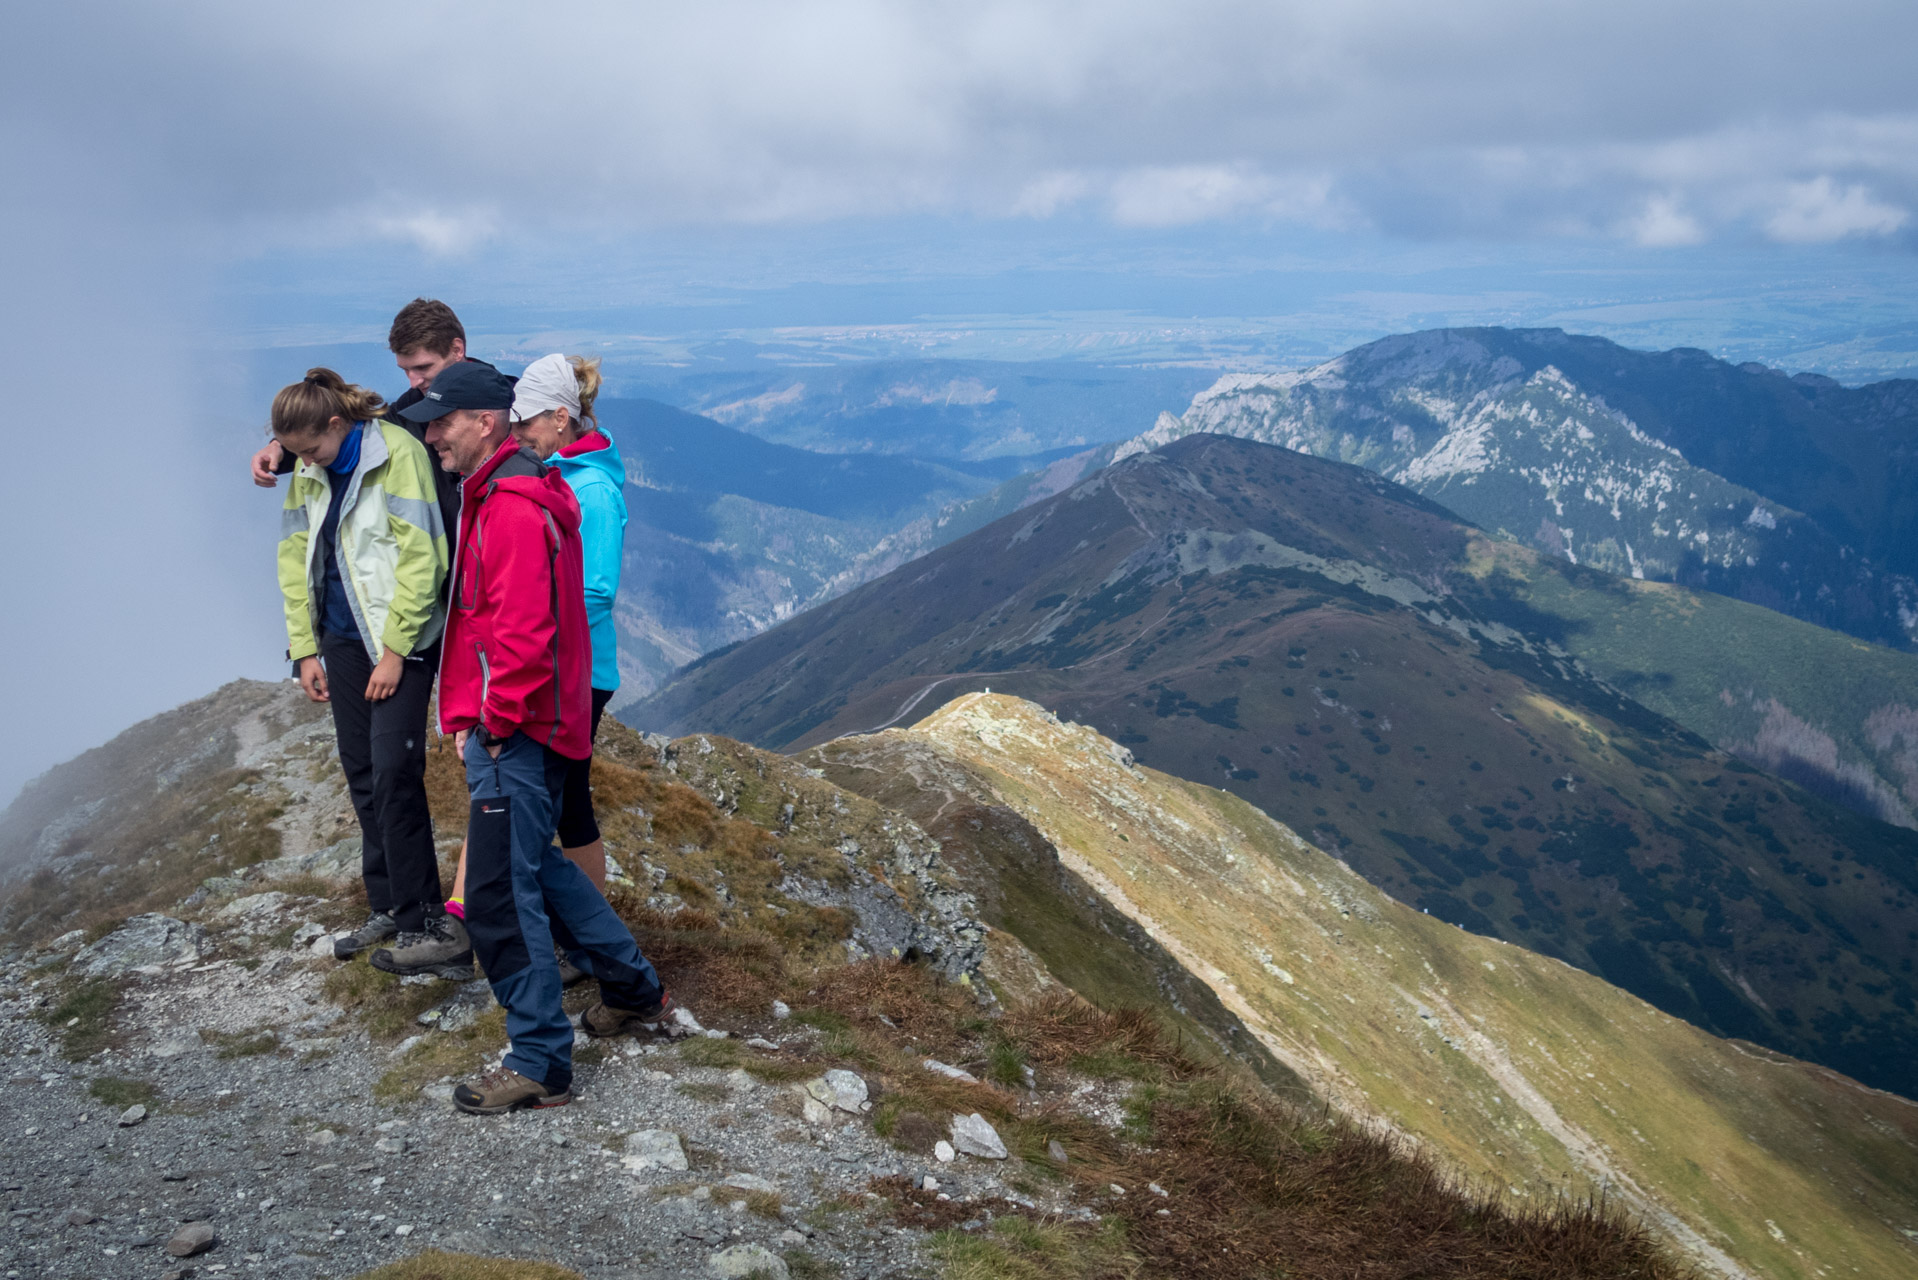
[8,1,1916,249]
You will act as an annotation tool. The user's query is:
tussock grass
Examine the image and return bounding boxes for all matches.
[323,957,457,1042]
[781,1249,841,1279]
[933,1216,1139,1280]
[199,1026,279,1058]
[5,772,288,946]
[374,1006,508,1102]
[39,977,121,1060]
[87,1076,160,1108]
[993,997,1690,1280]
[347,1252,582,1280]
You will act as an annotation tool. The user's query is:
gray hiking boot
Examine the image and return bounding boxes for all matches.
[333,911,398,960]
[557,945,589,988]
[370,913,476,980]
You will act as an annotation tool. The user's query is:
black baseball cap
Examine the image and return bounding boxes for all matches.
[399,362,516,422]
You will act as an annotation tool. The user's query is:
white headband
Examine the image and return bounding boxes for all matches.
[512,353,582,424]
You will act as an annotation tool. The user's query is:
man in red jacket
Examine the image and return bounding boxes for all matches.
[403,361,671,1115]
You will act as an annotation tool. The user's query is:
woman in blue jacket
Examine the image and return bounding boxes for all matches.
[506,353,627,886]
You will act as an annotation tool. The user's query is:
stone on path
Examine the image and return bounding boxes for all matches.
[117,1105,147,1127]
[801,1096,833,1126]
[722,1172,778,1194]
[66,1209,97,1225]
[934,1140,955,1163]
[805,1068,868,1113]
[622,1128,688,1172]
[73,915,206,978]
[707,1242,788,1279]
[949,1112,1008,1159]
[165,1221,217,1257]
[923,1059,978,1083]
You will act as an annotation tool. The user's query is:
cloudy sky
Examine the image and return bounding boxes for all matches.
[2,0,1915,801]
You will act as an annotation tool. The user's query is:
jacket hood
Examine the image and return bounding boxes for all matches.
[468,440,581,536]
[553,429,623,489]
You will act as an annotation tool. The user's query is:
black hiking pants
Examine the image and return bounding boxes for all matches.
[320,632,442,931]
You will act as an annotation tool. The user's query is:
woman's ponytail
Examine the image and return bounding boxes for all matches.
[568,355,602,426]
[271,367,388,439]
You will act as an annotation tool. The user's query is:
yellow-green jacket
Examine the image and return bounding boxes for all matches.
[277,419,448,664]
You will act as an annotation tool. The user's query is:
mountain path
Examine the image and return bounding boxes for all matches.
[0,905,1052,1280]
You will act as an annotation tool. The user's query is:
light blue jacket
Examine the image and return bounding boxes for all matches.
[551,430,628,692]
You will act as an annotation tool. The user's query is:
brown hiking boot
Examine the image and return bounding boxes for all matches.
[581,988,676,1039]
[452,1065,571,1115]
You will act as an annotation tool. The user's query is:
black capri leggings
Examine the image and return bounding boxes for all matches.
[556,687,615,848]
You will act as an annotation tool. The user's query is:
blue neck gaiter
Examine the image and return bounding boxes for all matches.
[327,422,365,476]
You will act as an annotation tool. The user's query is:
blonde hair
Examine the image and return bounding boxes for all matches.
[271,368,387,440]
[569,355,602,426]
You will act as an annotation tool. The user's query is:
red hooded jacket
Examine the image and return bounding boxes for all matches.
[438,440,593,759]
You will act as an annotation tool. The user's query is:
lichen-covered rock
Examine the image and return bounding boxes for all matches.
[622,1128,688,1172]
[707,1243,788,1279]
[805,1068,868,1113]
[73,914,206,977]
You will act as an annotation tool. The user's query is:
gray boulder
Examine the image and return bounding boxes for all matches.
[949,1111,1008,1159]
[621,1128,688,1172]
[165,1221,217,1257]
[73,915,206,977]
[707,1243,788,1279]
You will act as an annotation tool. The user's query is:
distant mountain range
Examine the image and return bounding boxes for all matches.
[638,359,1214,462]
[636,433,1918,1097]
[608,328,1918,831]
[1130,328,1918,648]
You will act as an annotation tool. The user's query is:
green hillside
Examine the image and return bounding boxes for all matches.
[1461,536,1918,828]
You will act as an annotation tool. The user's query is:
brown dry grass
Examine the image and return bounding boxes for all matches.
[348,1252,582,1280]
[995,997,1691,1280]
[6,769,287,945]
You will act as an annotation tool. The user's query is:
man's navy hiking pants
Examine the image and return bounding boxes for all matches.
[463,731,665,1094]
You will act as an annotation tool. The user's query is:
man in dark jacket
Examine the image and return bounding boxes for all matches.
[403,361,671,1115]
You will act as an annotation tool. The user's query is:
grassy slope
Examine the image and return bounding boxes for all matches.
[1461,535,1918,827]
[805,731,1314,1103]
[901,694,1918,1280]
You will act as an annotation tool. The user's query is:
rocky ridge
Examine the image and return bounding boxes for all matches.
[838,693,1918,1280]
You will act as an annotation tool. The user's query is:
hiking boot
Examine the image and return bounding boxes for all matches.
[333,911,398,960]
[557,945,589,988]
[581,988,676,1038]
[452,1065,571,1115]
[370,914,475,980]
